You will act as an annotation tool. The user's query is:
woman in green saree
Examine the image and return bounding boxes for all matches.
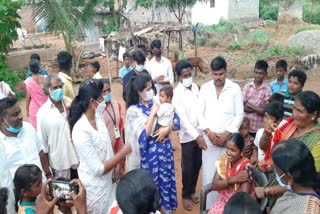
[255,91,320,206]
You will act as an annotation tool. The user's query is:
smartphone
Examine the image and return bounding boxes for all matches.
[49,180,79,200]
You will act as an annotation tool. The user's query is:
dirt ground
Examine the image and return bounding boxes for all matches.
[15,26,320,213]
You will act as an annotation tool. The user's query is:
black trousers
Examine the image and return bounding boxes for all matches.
[181,140,202,199]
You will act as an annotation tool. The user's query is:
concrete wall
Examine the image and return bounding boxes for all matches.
[192,0,229,25]
[126,0,191,25]
[228,0,259,21]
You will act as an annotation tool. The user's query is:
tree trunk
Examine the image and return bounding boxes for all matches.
[309,0,314,24]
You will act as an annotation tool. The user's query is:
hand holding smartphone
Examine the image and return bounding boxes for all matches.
[49,180,79,200]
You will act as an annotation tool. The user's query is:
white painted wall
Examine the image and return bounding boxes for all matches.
[191,0,229,25]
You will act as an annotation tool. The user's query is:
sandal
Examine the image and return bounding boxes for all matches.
[191,194,200,203]
[183,198,192,211]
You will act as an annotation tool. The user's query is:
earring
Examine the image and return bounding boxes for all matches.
[312,117,315,120]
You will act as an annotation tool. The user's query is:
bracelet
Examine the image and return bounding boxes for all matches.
[205,129,211,135]
[264,187,269,197]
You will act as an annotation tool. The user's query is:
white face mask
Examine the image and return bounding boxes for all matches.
[94,100,106,114]
[144,89,154,102]
[135,65,144,72]
[181,76,193,88]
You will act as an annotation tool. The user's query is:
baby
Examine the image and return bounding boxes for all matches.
[154,85,174,136]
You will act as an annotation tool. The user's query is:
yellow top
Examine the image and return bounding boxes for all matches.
[59,72,75,99]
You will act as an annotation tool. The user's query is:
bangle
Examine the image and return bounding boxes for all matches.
[264,187,269,197]
[205,129,211,135]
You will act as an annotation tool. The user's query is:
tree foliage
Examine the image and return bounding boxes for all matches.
[28,0,103,52]
[0,0,22,53]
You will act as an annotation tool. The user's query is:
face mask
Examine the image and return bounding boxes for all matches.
[50,88,64,102]
[135,65,144,72]
[144,89,154,102]
[103,93,112,103]
[154,50,162,58]
[94,100,106,114]
[4,119,22,134]
[275,170,292,191]
[181,77,193,88]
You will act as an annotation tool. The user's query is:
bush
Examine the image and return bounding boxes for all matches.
[0,56,26,100]
[208,39,218,47]
[263,44,305,58]
[200,19,245,35]
[296,24,320,33]
[228,40,241,50]
[265,20,277,27]
[259,0,278,20]
[303,2,320,25]
[242,29,272,46]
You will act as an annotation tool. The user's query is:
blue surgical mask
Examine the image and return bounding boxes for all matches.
[50,88,64,102]
[135,65,144,72]
[275,170,292,191]
[4,119,22,134]
[103,93,112,103]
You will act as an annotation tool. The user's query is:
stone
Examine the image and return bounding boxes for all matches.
[286,30,320,52]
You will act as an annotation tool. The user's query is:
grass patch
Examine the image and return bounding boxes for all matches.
[265,20,277,27]
[200,19,245,35]
[296,24,320,33]
[242,29,272,46]
[261,44,305,58]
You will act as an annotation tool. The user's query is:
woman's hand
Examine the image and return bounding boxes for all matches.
[36,179,59,214]
[121,144,132,155]
[153,126,170,142]
[150,104,159,116]
[254,187,265,199]
[64,179,88,214]
[231,170,249,183]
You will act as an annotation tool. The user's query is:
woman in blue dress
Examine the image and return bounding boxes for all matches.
[125,73,180,213]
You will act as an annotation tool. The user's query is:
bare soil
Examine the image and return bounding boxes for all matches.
[15,24,320,213]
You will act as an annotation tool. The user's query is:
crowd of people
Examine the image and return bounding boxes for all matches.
[0,39,320,214]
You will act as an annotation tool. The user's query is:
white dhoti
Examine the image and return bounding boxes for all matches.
[202,135,225,210]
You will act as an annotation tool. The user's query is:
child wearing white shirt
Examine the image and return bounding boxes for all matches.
[154,85,174,136]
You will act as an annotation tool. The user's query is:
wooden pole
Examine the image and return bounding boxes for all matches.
[167,31,171,56]
[104,40,112,84]
[194,30,197,57]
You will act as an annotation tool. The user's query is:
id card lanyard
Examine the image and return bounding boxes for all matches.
[105,103,120,138]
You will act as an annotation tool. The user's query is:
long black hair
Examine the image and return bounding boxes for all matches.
[272,139,320,194]
[68,79,103,131]
[29,59,40,74]
[0,188,8,214]
[116,169,160,214]
[125,73,152,108]
[13,164,42,211]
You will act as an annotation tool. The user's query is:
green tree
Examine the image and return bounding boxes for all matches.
[27,0,103,52]
[0,0,22,53]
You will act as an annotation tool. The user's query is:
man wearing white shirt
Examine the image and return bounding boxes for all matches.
[172,60,207,211]
[37,74,79,179]
[146,39,174,93]
[0,142,15,213]
[198,57,244,208]
[0,97,52,179]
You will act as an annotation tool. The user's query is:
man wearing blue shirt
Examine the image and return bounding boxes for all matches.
[118,52,133,84]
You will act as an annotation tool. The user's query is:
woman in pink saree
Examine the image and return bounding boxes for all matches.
[209,133,255,214]
[24,59,48,129]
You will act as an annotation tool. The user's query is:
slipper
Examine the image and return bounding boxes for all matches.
[182,199,192,211]
[191,194,200,203]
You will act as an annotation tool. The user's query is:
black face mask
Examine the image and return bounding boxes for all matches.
[154,50,162,57]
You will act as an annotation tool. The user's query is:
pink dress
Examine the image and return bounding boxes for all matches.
[24,77,48,129]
